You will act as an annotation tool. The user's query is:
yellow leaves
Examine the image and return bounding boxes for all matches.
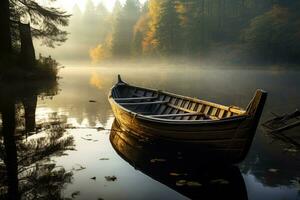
[140,0,186,55]
[147,0,162,34]
[134,14,149,35]
[89,34,112,64]
[176,2,188,27]
[148,0,163,27]
[140,0,163,55]
[143,31,159,54]
[89,44,108,64]
[89,72,104,89]
[176,180,202,187]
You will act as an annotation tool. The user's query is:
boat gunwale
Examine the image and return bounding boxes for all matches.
[108,82,250,125]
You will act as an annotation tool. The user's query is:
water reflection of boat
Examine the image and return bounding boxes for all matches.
[110,120,248,200]
[108,75,267,163]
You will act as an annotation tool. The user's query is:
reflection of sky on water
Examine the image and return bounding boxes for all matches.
[30,65,300,200]
[244,174,299,200]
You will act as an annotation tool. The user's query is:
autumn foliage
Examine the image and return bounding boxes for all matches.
[88,0,300,64]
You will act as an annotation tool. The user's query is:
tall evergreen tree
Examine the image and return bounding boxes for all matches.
[156,0,183,55]
[112,0,122,20]
[95,3,110,43]
[111,0,140,57]
[83,0,96,24]
[9,0,70,47]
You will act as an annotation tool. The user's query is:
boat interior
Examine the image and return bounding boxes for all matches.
[112,84,246,121]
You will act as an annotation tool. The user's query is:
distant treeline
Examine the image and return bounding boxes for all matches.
[74,0,300,64]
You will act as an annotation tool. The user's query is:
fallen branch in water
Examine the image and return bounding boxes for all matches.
[262,109,300,133]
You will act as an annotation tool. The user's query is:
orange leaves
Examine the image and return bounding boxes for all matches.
[89,34,112,64]
[140,0,162,55]
[175,2,188,27]
[89,45,107,63]
[134,14,149,35]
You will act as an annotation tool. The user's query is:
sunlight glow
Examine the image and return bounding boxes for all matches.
[51,0,147,12]
[89,72,104,89]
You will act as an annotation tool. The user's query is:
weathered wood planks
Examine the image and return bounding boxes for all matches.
[108,75,268,163]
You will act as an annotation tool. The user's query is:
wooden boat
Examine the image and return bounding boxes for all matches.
[110,120,248,200]
[108,75,267,163]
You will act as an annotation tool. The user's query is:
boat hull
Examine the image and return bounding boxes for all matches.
[110,99,258,163]
[108,77,267,163]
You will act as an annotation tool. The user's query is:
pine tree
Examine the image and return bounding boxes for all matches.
[95,3,110,43]
[156,0,183,55]
[142,0,162,55]
[9,0,70,48]
[111,0,140,57]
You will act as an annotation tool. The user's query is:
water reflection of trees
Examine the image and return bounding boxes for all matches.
[0,80,75,200]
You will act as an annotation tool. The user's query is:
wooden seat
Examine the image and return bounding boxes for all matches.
[147,112,206,118]
[115,96,158,102]
[120,100,169,106]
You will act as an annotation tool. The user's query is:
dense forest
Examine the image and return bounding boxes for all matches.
[71,0,300,65]
[1,0,300,67]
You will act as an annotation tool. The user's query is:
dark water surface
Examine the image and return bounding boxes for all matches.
[0,66,300,200]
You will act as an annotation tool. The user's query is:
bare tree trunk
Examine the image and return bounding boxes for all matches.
[22,95,37,133]
[0,0,12,56]
[19,23,36,69]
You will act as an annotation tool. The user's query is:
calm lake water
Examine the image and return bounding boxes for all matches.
[1,65,300,200]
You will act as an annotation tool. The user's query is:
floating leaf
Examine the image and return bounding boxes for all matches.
[187,181,202,187]
[99,158,109,160]
[170,173,181,176]
[284,148,298,153]
[176,180,187,186]
[71,191,80,198]
[170,172,187,176]
[268,168,279,173]
[73,164,86,171]
[210,179,229,184]
[81,137,92,141]
[176,180,202,187]
[138,138,148,142]
[97,127,105,131]
[150,158,166,163]
[105,176,117,181]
